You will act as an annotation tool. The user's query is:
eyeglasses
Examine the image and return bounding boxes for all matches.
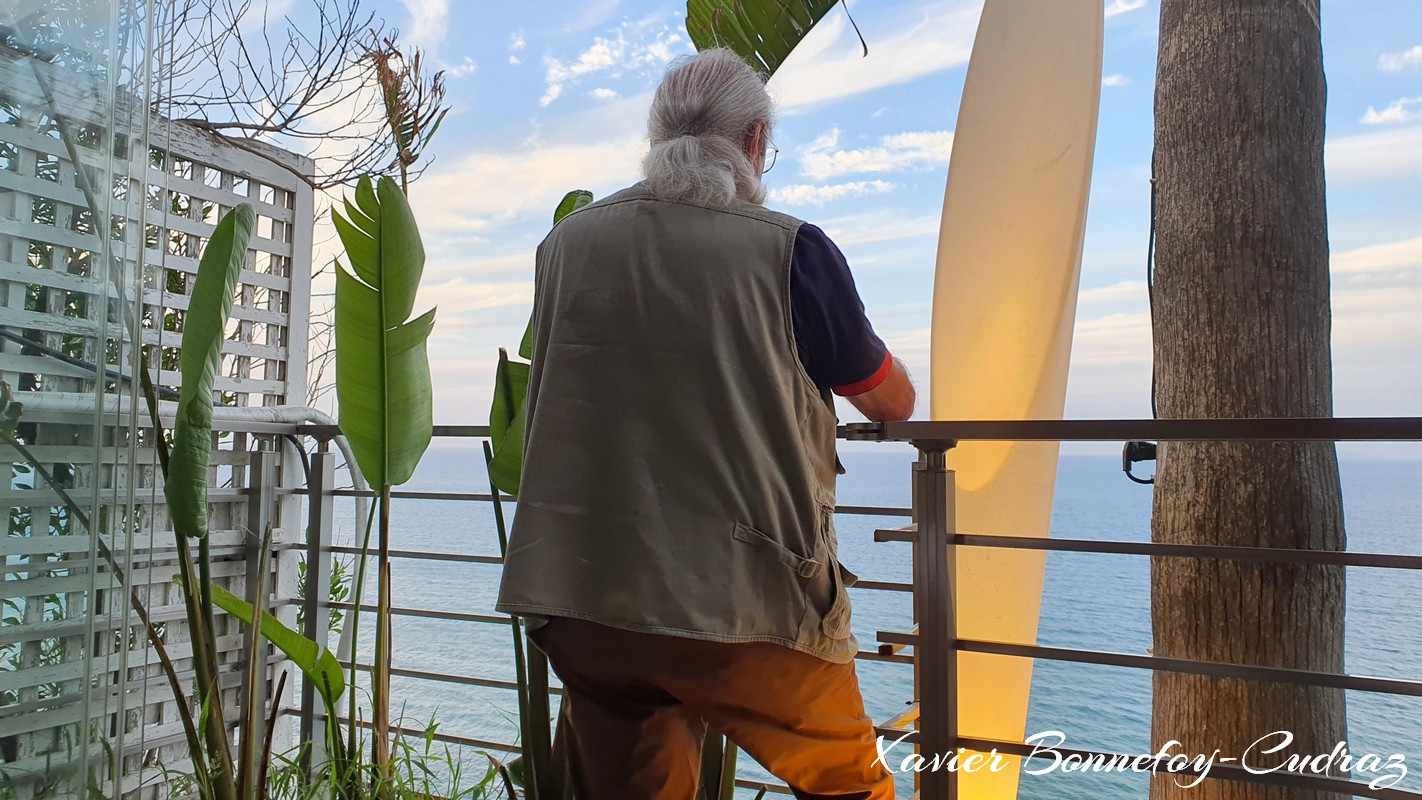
[762,144,779,175]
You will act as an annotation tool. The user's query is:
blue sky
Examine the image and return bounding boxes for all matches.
[308,0,1422,432]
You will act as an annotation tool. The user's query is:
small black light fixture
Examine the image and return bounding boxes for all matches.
[1122,440,1157,485]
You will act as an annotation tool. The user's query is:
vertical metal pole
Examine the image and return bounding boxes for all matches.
[244,444,279,757]
[914,441,958,800]
[300,445,336,771]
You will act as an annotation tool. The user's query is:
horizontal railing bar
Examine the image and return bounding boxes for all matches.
[955,736,1422,800]
[292,418,1422,444]
[326,710,523,755]
[843,416,1422,443]
[876,525,916,543]
[880,701,920,730]
[958,640,1422,696]
[873,527,1422,569]
[874,726,919,744]
[327,601,509,626]
[324,545,503,565]
[876,632,1422,696]
[293,487,509,502]
[300,485,907,522]
[879,624,918,656]
[346,662,560,696]
[835,504,914,517]
[954,533,1422,569]
[733,778,794,795]
[855,650,914,665]
[298,424,493,439]
[851,579,912,593]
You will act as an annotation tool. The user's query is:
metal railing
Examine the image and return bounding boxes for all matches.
[251,417,1422,799]
[280,424,916,796]
[846,417,1422,800]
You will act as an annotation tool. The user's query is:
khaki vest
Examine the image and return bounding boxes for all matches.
[495,183,857,663]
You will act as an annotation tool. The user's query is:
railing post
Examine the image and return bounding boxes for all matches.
[244,443,279,754]
[913,441,957,800]
[300,444,336,772]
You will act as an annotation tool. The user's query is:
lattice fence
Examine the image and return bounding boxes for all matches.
[0,41,313,799]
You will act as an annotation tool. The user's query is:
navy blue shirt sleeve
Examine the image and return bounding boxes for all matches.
[789,224,890,395]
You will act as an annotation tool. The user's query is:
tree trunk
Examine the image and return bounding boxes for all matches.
[1150,2,1347,799]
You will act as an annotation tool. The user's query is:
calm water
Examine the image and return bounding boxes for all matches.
[331,447,1422,798]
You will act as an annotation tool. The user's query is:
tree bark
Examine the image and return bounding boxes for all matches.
[1150,2,1347,799]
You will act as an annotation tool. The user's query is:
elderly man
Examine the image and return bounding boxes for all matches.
[496,48,913,800]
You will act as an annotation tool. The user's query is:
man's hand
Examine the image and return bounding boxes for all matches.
[846,357,915,421]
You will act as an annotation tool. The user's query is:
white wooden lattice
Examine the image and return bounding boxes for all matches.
[0,44,313,800]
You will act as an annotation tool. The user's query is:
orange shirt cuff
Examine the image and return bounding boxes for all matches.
[832,351,893,397]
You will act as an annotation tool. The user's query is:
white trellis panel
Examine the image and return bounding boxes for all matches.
[1,46,314,800]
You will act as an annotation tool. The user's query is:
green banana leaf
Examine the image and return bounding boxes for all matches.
[488,190,593,495]
[333,175,437,488]
[199,580,346,711]
[488,350,530,494]
[166,203,255,539]
[685,0,856,77]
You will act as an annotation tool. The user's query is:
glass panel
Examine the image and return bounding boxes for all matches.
[1,2,155,797]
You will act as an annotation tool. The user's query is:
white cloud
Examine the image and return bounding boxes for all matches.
[589,88,621,102]
[1078,281,1146,306]
[1070,312,1153,367]
[769,1,982,112]
[1102,74,1130,87]
[399,0,449,50]
[235,0,297,34]
[769,180,896,206]
[541,25,688,107]
[509,55,522,66]
[561,0,622,33]
[1361,97,1422,126]
[799,128,955,180]
[1326,125,1422,181]
[417,279,534,322]
[816,210,941,247]
[1333,235,1422,274]
[406,136,644,233]
[509,31,527,52]
[1104,0,1147,18]
[1331,284,1422,416]
[1378,45,1422,72]
[445,57,478,79]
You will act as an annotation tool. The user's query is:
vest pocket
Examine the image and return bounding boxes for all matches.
[816,506,855,639]
[732,522,823,579]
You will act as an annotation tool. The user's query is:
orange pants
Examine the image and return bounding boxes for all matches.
[531,616,896,800]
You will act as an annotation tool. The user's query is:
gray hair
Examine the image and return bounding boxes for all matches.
[642,49,773,207]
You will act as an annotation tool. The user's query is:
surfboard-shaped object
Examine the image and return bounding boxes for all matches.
[930,0,1103,796]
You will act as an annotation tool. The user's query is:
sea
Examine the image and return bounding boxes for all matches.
[331,446,1422,799]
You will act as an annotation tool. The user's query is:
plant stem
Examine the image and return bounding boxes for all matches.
[238,524,272,800]
[178,535,237,800]
[483,442,535,800]
[373,484,393,788]
[199,534,218,675]
[343,499,378,779]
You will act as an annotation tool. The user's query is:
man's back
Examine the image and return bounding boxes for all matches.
[494,50,901,800]
[497,183,855,662]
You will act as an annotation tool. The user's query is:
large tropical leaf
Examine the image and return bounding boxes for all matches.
[200,581,347,710]
[487,190,593,495]
[488,350,530,494]
[686,0,858,77]
[333,175,436,488]
[166,203,255,538]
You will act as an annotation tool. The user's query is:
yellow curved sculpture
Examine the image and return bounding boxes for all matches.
[930,0,1103,797]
